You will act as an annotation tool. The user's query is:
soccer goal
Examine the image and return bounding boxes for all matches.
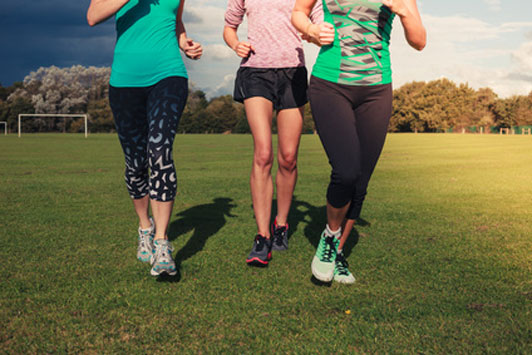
[18,114,88,138]
[0,121,6,135]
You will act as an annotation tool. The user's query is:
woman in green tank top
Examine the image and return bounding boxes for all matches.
[87,0,202,277]
[292,0,425,284]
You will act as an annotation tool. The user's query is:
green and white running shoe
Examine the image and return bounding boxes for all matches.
[150,239,177,276]
[137,218,155,263]
[311,230,340,282]
[333,252,356,284]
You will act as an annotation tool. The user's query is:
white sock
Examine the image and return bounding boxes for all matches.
[325,224,341,238]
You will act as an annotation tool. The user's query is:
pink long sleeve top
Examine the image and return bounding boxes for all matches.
[224,0,323,68]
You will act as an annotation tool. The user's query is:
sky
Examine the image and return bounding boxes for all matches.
[1,0,532,99]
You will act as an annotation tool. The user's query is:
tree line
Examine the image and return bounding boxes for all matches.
[1,65,531,134]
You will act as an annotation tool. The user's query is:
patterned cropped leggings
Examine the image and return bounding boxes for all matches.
[109,76,188,202]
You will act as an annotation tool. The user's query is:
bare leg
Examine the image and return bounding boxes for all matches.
[326,201,351,232]
[275,107,303,226]
[133,195,151,229]
[339,218,355,251]
[245,97,274,238]
[150,200,174,240]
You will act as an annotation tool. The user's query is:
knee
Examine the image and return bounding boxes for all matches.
[125,158,148,180]
[332,168,359,189]
[254,148,273,170]
[149,146,173,171]
[278,150,297,173]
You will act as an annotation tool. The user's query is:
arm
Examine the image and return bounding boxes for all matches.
[222,0,254,58]
[383,0,426,51]
[177,0,202,59]
[223,26,254,58]
[87,0,129,26]
[292,0,334,46]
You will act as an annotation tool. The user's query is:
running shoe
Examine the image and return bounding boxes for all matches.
[311,230,340,282]
[137,217,155,263]
[333,251,356,284]
[150,239,177,276]
[246,234,272,266]
[271,219,289,251]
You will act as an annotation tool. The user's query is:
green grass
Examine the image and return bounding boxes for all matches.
[0,133,531,353]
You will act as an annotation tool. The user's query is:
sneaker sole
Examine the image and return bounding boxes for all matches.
[246,254,271,265]
[150,268,177,276]
[333,275,356,284]
[311,256,334,282]
[272,245,288,251]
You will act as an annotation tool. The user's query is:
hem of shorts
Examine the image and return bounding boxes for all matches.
[276,100,308,111]
[239,94,275,104]
[239,64,306,69]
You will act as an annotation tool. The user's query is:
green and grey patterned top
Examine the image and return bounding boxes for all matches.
[312,0,395,86]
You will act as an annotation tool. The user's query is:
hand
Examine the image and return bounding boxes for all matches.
[233,41,255,58]
[182,38,202,60]
[307,22,335,46]
[301,32,320,46]
[382,0,409,17]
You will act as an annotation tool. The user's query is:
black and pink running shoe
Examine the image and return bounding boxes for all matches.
[271,219,289,251]
[246,234,272,266]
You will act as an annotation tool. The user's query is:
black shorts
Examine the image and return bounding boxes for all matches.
[233,66,308,110]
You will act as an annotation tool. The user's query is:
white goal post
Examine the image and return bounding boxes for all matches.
[0,121,6,135]
[18,114,88,138]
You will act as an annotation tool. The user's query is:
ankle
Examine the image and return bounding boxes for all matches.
[274,217,287,228]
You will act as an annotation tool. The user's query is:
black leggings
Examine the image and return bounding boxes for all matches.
[308,76,392,220]
[109,76,188,202]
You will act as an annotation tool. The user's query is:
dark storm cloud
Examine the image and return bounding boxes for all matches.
[0,0,115,85]
[0,0,202,86]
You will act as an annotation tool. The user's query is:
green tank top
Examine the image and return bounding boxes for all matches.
[312,0,395,86]
[110,0,187,87]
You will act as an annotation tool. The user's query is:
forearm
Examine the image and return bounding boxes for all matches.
[177,21,188,50]
[291,10,312,35]
[223,26,240,51]
[291,0,315,35]
[395,2,426,51]
[399,14,426,50]
[87,0,129,26]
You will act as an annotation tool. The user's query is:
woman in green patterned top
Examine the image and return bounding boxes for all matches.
[292,0,425,284]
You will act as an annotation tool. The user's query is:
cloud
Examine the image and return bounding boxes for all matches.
[207,74,235,98]
[484,0,502,12]
[389,14,532,97]
[204,44,235,60]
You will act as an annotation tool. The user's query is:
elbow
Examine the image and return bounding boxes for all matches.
[409,31,427,51]
[412,40,426,51]
[86,9,99,26]
[87,14,97,27]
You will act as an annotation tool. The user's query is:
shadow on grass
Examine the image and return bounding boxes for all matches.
[288,197,365,258]
[167,197,236,271]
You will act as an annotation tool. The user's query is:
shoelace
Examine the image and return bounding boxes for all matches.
[154,241,174,261]
[335,253,350,275]
[321,236,336,262]
[254,235,266,252]
[273,226,287,246]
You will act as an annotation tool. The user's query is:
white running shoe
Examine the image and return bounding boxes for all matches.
[311,230,340,282]
[150,239,177,276]
[137,218,155,263]
[333,252,356,284]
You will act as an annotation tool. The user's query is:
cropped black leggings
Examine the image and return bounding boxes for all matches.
[109,76,188,202]
[308,76,392,220]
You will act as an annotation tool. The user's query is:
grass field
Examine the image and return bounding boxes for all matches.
[0,133,531,353]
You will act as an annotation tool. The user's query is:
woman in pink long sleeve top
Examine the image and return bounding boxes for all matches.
[223,0,321,266]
